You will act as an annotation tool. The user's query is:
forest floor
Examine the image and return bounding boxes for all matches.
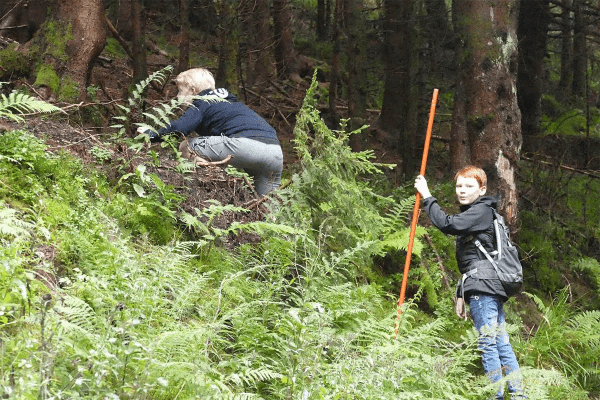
[1,40,397,248]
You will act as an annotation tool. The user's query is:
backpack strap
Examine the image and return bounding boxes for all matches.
[474,238,501,277]
[460,268,479,307]
[491,209,503,259]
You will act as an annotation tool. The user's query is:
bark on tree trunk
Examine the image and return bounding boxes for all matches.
[571,0,587,98]
[328,0,342,127]
[272,0,296,79]
[241,0,271,86]
[58,0,106,96]
[449,0,471,171]
[378,0,415,176]
[317,0,327,41]
[449,78,471,172]
[517,0,550,137]
[130,0,148,85]
[453,0,522,227]
[424,0,453,77]
[216,1,239,89]
[345,0,368,150]
[177,0,190,74]
[558,0,573,99]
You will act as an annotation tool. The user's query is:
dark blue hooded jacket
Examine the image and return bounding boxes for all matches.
[155,88,279,145]
[423,195,507,299]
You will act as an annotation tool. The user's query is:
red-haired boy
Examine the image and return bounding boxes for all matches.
[415,166,524,400]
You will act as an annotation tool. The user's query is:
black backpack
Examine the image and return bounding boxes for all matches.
[472,208,524,297]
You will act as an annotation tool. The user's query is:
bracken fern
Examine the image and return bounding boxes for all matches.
[0,83,61,123]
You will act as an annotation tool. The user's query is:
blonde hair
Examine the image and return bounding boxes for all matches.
[454,165,487,188]
[175,68,216,100]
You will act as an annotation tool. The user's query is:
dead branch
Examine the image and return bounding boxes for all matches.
[424,234,451,290]
[181,138,234,167]
[16,80,49,100]
[0,0,24,24]
[521,155,600,179]
[104,15,134,60]
[239,175,258,199]
[194,154,232,167]
[243,196,265,209]
[0,35,18,49]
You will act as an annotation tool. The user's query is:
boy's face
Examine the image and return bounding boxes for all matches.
[455,176,486,206]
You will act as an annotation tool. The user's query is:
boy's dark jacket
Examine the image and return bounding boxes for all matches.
[423,195,507,299]
[154,88,279,145]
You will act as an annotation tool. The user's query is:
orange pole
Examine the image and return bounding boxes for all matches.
[394,88,439,337]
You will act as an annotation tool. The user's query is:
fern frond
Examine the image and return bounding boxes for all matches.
[54,295,98,335]
[0,91,61,122]
[566,310,600,345]
[226,367,282,387]
[131,66,174,102]
[524,291,549,315]
[382,195,417,230]
[227,221,304,236]
[141,111,166,128]
[0,203,34,239]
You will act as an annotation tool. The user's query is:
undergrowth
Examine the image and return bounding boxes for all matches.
[0,72,597,399]
[518,161,600,309]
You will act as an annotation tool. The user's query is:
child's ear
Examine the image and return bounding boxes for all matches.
[479,185,487,196]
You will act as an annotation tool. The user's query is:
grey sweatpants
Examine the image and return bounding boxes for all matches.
[184,135,283,196]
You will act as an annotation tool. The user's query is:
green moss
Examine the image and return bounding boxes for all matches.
[103,37,127,60]
[39,19,73,62]
[58,75,79,101]
[34,64,60,93]
[0,44,31,79]
[33,61,81,102]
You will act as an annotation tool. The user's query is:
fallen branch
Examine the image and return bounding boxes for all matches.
[243,196,265,209]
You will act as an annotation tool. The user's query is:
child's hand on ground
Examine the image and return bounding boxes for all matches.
[414,175,432,199]
[136,127,162,143]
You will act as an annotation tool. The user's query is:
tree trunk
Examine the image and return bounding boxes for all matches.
[241,0,272,86]
[452,0,522,226]
[423,0,453,77]
[449,0,471,172]
[177,0,190,74]
[378,0,415,176]
[113,0,134,41]
[345,0,368,150]
[571,0,587,98]
[216,1,239,90]
[317,0,327,41]
[449,78,471,172]
[328,0,342,127]
[58,0,106,96]
[517,0,550,137]
[272,0,296,79]
[558,0,572,99]
[130,0,148,85]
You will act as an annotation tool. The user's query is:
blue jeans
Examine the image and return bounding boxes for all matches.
[188,136,283,196]
[468,293,524,400]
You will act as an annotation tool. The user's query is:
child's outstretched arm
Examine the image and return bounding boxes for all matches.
[414,175,432,199]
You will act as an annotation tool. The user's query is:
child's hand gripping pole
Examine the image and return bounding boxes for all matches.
[394,88,439,338]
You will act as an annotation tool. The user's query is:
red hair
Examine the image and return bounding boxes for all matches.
[454,165,487,188]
